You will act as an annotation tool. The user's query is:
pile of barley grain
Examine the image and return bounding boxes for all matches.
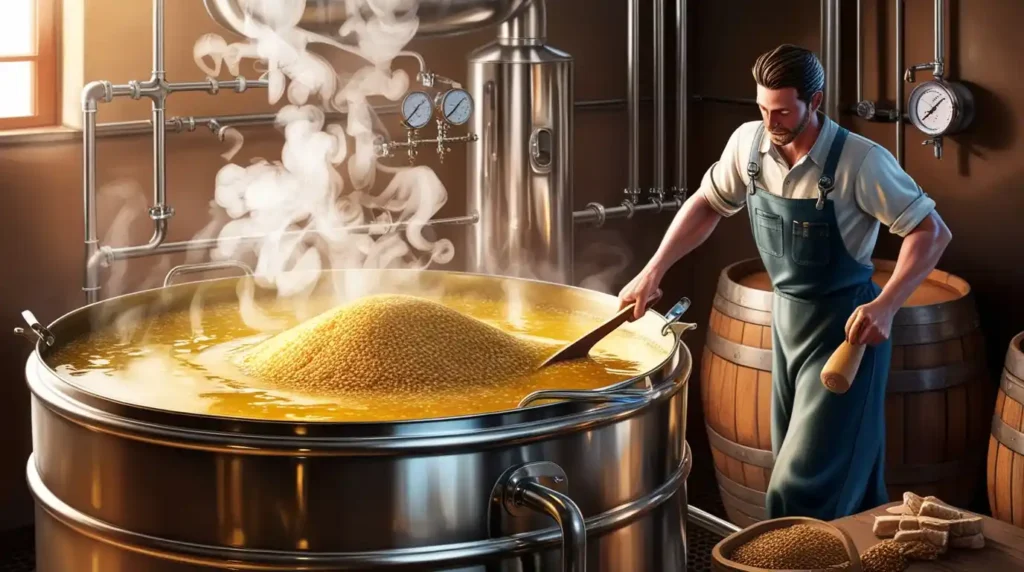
[729,524,850,569]
[239,294,551,397]
[857,539,906,572]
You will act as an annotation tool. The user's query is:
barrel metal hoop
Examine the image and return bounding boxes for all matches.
[712,294,772,326]
[890,296,978,327]
[712,466,767,508]
[718,261,774,312]
[890,315,981,345]
[1000,370,1024,405]
[884,455,985,485]
[705,423,775,469]
[992,415,1024,457]
[719,486,767,521]
[27,446,693,568]
[705,330,773,371]
[885,362,984,394]
[1005,332,1024,381]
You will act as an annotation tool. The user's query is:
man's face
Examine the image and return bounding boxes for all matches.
[756,85,819,146]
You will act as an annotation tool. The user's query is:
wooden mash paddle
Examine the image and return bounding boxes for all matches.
[539,290,663,368]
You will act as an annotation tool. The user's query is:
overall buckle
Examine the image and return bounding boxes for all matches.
[816,175,835,210]
[747,162,760,195]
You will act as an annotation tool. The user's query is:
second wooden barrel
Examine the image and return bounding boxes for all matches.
[987,331,1024,528]
[700,258,990,527]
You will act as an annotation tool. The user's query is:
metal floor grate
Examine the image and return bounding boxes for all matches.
[0,463,731,572]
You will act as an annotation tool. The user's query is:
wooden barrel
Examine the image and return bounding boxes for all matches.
[987,331,1024,528]
[700,258,990,527]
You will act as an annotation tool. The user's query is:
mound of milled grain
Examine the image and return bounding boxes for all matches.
[238,294,550,396]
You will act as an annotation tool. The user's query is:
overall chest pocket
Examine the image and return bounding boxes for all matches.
[753,208,783,258]
[791,220,831,266]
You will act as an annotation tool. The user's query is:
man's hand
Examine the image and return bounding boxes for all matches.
[845,299,897,346]
[846,210,952,346]
[618,262,667,321]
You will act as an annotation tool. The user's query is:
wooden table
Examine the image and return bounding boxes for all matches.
[831,502,1024,570]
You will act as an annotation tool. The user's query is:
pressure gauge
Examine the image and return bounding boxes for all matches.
[907,79,975,137]
[401,91,433,129]
[437,88,474,126]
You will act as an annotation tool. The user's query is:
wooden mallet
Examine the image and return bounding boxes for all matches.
[820,340,866,394]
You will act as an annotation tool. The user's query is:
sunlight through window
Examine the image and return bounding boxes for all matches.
[0,0,58,129]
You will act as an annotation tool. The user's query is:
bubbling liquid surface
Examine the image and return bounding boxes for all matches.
[50,295,671,422]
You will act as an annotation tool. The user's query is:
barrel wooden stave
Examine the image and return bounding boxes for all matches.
[703,306,773,522]
[987,332,1024,528]
[701,258,990,526]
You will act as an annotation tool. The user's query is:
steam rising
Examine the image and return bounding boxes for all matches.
[192,0,453,328]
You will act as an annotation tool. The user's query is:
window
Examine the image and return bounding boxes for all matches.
[0,0,59,130]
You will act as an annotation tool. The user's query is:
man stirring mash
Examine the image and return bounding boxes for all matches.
[618,45,952,520]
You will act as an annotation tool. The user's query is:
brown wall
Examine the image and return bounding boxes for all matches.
[683,0,1024,515]
[2,0,1020,530]
[0,0,660,530]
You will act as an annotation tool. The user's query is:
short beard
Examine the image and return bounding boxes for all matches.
[768,104,812,146]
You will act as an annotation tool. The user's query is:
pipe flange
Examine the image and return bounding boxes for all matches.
[491,462,569,518]
[127,80,144,100]
[649,197,665,213]
[149,205,175,221]
[620,199,637,220]
[234,76,248,93]
[167,117,184,133]
[585,202,607,228]
[99,81,114,104]
[207,78,220,95]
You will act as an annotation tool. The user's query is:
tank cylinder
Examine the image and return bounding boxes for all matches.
[466,0,574,285]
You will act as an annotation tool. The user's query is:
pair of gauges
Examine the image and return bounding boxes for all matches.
[400,88,474,130]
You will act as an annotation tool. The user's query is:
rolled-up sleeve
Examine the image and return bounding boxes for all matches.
[855,144,937,236]
[700,125,750,217]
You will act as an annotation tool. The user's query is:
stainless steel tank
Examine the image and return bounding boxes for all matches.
[466,0,574,285]
[22,269,695,571]
[203,0,532,38]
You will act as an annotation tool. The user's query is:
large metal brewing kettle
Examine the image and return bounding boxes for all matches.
[203,0,533,38]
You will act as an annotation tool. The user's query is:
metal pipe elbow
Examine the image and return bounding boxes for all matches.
[82,81,113,111]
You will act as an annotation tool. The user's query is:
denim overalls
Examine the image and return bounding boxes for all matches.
[744,122,892,519]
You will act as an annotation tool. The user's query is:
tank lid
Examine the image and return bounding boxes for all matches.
[498,0,545,46]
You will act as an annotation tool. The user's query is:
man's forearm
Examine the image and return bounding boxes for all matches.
[875,210,953,311]
[648,190,724,273]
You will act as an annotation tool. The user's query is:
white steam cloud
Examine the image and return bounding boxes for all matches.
[192,0,454,327]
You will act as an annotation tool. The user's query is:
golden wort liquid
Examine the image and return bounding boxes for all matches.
[49,294,672,423]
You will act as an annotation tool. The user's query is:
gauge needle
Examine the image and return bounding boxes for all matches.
[922,97,945,120]
[446,100,465,119]
[412,101,425,117]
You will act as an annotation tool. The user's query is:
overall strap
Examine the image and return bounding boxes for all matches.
[816,126,850,210]
[747,123,766,195]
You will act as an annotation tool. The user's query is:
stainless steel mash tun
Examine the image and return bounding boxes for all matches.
[22,0,748,569]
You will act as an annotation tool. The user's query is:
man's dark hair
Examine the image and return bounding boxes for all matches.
[751,44,825,104]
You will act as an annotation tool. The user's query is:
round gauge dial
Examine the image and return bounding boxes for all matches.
[909,83,955,136]
[401,91,433,129]
[438,88,474,126]
[907,79,976,138]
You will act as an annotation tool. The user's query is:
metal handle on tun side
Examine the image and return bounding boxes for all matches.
[661,296,693,336]
[491,462,586,572]
[13,310,55,348]
[163,260,254,287]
